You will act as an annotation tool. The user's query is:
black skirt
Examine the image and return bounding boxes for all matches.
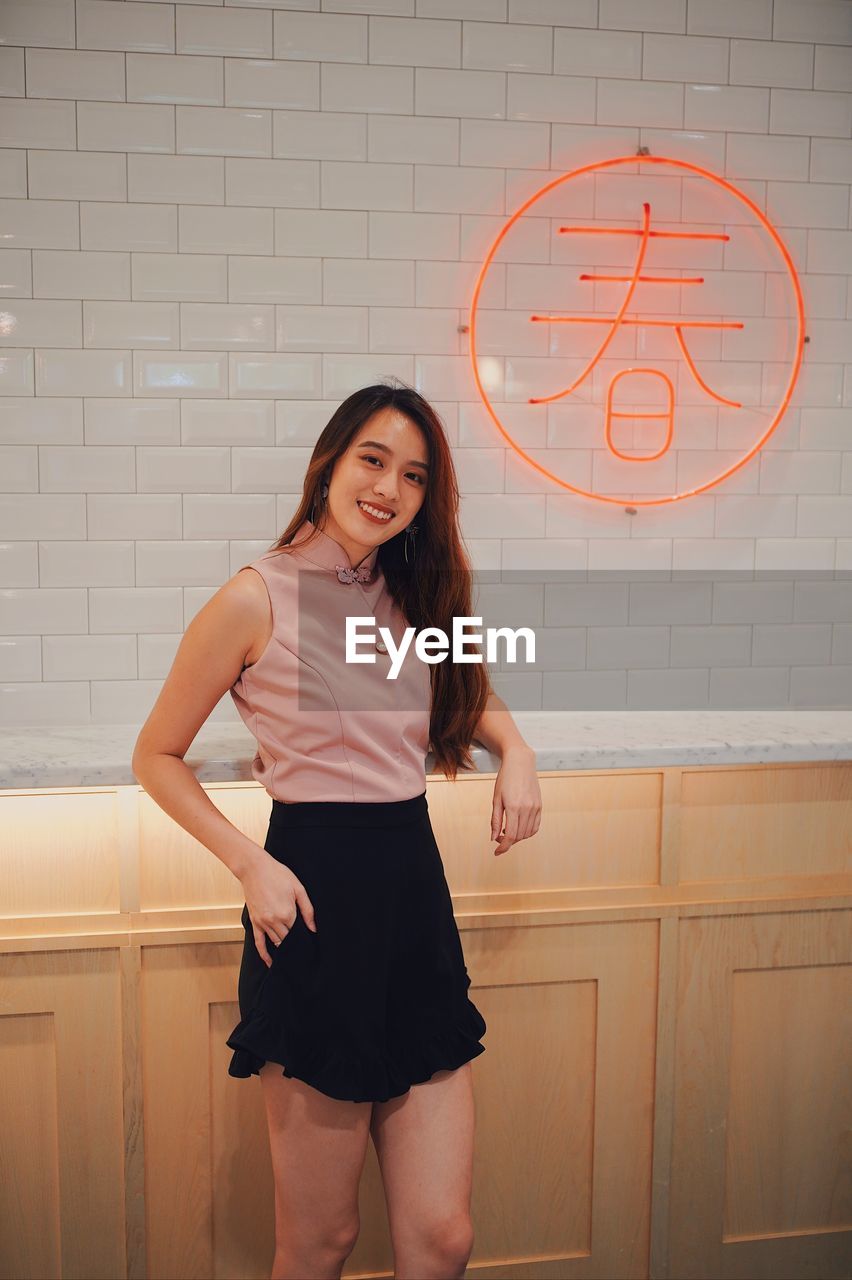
[226,790,487,1103]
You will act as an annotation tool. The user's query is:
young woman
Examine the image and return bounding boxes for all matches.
[132,382,541,1280]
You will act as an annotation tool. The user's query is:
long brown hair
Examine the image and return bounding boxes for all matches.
[268,380,493,780]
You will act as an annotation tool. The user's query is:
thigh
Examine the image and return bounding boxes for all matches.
[260,1063,374,1246]
[369,1062,475,1248]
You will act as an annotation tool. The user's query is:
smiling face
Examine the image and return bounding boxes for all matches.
[319,406,430,567]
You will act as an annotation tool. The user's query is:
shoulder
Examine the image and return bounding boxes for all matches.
[227,552,299,662]
[232,550,293,597]
[222,564,274,665]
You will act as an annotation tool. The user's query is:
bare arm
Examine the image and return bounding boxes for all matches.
[473,690,541,855]
[133,567,318,960]
[472,690,535,763]
[131,569,270,882]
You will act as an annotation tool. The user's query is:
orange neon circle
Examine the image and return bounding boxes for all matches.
[468,153,806,507]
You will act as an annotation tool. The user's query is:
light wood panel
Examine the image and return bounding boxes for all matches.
[0,760,849,1279]
[426,769,663,895]
[0,948,127,1280]
[678,765,852,883]
[0,789,120,917]
[461,918,657,1279]
[667,909,852,1280]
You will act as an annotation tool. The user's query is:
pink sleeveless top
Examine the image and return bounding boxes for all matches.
[229,519,432,803]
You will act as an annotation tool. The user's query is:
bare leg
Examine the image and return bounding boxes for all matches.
[370,1063,476,1280]
[259,1062,374,1280]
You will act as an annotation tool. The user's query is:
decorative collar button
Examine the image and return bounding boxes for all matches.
[335,564,373,584]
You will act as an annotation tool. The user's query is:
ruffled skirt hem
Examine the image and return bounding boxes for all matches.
[226,996,487,1103]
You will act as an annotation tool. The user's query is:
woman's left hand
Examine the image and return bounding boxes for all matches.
[490,745,542,856]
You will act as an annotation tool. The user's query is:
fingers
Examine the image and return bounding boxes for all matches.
[243,868,317,966]
[490,797,503,842]
[494,805,519,856]
[523,804,541,839]
[493,803,542,855]
[251,909,296,967]
[295,884,318,933]
[256,921,291,967]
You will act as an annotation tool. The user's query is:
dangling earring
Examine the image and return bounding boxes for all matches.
[403,523,418,565]
[311,479,329,525]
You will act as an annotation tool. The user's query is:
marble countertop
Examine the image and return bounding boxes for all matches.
[1,710,850,791]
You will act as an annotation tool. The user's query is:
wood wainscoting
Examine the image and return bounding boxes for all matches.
[0,760,849,1280]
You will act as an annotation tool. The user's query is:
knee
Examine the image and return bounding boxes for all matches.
[448,1215,475,1269]
[277,1215,360,1267]
[421,1214,475,1272]
[336,1217,360,1261]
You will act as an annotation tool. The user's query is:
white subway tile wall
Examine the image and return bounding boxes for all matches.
[0,0,850,723]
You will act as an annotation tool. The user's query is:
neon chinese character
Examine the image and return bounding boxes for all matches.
[468,155,805,507]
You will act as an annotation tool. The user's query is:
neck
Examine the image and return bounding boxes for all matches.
[314,513,375,570]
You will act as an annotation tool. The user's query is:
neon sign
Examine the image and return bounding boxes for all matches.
[468,154,805,507]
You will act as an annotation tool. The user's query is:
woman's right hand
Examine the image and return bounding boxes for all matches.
[240,858,318,968]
